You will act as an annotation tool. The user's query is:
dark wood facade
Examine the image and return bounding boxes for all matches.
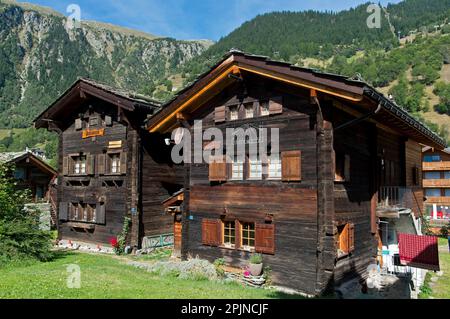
[34,79,179,248]
[147,51,446,296]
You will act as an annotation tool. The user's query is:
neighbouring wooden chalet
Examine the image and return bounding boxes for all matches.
[146,51,447,295]
[34,78,182,248]
[0,150,57,202]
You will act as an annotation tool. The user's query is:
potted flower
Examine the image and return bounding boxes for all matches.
[248,253,263,276]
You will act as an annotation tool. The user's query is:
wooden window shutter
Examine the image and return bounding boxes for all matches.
[215,106,226,123]
[339,224,349,254]
[59,202,68,221]
[75,118,82,130]
[201,219,221,246]
[97,154,106,175]
[344,154,351,182]
[87,154,95,175]
[62,157,69,175]
[235,221,242,249]
[209,156,227,182]
[255,223,275,255]
[281,150,301,182]
[96,204,106,225]
[120,152,127,174]
[269,96,283,115]
[348,223,355,253]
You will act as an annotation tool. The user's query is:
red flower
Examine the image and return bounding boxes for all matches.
[109,237,119,248]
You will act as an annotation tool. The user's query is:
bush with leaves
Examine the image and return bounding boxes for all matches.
[0,163,52,265]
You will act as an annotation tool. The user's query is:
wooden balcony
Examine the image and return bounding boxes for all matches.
[377,186,423,217]
[424,196,450,205]
[423,179,450,188]
[422,161,450,171]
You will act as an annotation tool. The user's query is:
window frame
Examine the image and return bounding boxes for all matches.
[222,220,236,249]
[244,103,254,119]
[71,155,87,176]
[267,155,282,180]
[248,156,263,180]
[240,221,256,251]
[229,105,239,121]
[230,157,244,181]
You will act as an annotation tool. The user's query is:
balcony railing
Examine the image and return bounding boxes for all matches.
[423,161,450,171]
[378,186,423,217]
[423,179,450,188]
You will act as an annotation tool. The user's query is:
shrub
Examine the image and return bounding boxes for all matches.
[440,223,450,238]
[214,258,226,277]
[142,258,218,281]
[249,253,263,264]
[0,163,52,265]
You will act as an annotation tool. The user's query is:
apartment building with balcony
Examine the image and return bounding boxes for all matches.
[422,146,450,226]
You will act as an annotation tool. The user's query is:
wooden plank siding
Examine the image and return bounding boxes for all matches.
[182,79,321,295]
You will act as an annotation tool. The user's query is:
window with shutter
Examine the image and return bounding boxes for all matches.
[105,115,113,126]
[215,106,226,123]
[281,150,301,182]
[209,156,228,182]
[62,157,69,175]
[75,118,82,130]
[97,154,106,175]
[86,155,95,175]
[120,152,127,174]
[202,219,221,246]
[337,223,355,257]
[269,96,283,115]
[59,202,69,221]
[348,223,355,253]
[255,223,275,255]
[96,203,106,225]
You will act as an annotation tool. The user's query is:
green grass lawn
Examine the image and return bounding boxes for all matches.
[0,251,300,299]
[419,238,450,299]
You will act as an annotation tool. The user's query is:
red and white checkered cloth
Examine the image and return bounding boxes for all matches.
[398,233,440,271]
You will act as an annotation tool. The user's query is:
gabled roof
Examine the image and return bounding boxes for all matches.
[422,146,450,154]
[0,151,57,177]
[34,78,162,129]
[147,50,447,149]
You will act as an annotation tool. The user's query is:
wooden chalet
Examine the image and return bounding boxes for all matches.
[0,150,57,202]
[146,51,447,295]
[34,78,182,248]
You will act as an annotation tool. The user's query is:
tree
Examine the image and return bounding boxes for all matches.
[0,164,53,265]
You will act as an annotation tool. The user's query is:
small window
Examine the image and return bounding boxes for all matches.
[248,156,262,180]
[223,221,236,248]
[260,101,270,116]
[231,157,244,180]
[424,172,441,179]
[89,116,99,127]
[229,106,239,121]
[445,189,450,197]
[14,167,26,180]
[245,104,254,119]
[268,155,282,180]
[73,156,87,175]
[425,188,442,197]
[445,172,450,179]
[241,222,255,250]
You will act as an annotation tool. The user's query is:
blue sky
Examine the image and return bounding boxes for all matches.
[19,0,402,40]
